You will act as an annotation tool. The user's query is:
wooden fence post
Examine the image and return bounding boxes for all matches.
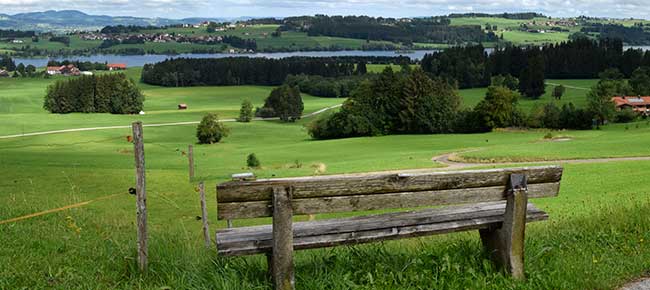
[132,121,148,272]
[271,186,294,290]
[199,182,211,247]
[188,144,194,182]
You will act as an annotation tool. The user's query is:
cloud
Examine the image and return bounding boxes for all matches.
[0,0,649,19]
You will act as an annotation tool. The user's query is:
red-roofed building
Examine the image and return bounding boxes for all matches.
[107,63,127,71]
[612,96,650,115]
[46,64,80,76]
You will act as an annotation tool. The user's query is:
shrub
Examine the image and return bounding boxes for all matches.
[552,85,566,100]
[247,153,260,168]
[238,99,254,122]
[614,108,638,123]
[196,113,229,144]
[257,85,303,122]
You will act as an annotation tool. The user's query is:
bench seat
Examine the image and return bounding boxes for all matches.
[216,201,548,256]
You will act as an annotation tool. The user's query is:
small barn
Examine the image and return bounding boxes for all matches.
[107,63,127,71]
[178,104,188,110]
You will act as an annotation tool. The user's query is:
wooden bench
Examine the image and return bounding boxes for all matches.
[215,166,563,289]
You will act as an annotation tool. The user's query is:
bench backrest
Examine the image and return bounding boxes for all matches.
[216,166,562,220]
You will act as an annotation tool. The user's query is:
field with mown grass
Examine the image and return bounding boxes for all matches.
[2,69,650,289]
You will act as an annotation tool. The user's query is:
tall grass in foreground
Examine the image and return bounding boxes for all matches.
[3,195,648,289]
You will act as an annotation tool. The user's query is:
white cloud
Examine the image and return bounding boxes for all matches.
[1,0,650,19]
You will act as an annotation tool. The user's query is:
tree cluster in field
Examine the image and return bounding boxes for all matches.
[421,38,650,97]
[99,36,145,48]
[255,85,304,122]
[11,63,38,77]
[46,60,109,71]
[308,67,463,139]
[0,29,36,38]
[0,56,39,77]
[221,35,257,50]
[447,13,545,19]
[196,113,230,144]
[281,15,497,45]
[284,71,368,98]
[580,24,650,45]
[307,66,609,140]
[49,36,70,46]
[141,57,368,87]
[43,73,144,114]
[0,56,16,71]
[100,25,159,34]
[584,68,650,126]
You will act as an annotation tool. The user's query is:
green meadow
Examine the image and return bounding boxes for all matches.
[1,68,650,289]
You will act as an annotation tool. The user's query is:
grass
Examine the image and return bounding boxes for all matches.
[2,71,650,289]
[458,79,596,112]
[0,68,343,136]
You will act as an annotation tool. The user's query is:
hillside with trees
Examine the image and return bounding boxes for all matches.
[281,15,497,44]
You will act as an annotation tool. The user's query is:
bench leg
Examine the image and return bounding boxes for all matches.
[272,186,294,290]
[479,175,528,280]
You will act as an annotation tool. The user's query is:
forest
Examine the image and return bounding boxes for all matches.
[140,56,407,87]
[280,15,497,44]
[421,37,650,90]
[580,23,650,45]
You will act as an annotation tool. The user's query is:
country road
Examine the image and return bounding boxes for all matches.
[0,104,342,140]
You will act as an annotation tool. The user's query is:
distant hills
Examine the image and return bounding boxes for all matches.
[0,10,253,32]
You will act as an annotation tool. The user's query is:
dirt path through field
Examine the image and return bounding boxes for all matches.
[430,152,650,170]
[546,82,590,91]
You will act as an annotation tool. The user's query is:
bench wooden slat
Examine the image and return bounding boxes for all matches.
[216,202,547,256]
[217,166,562,203]
[217,182,559,220]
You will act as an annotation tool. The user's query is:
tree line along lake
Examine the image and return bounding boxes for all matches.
[11,49,466,67]
[13,46,650,68]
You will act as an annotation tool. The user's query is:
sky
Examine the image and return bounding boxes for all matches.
[1,0,649,20]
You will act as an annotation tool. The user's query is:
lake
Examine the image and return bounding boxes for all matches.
[13,46,650,68]
[13,50,446,68]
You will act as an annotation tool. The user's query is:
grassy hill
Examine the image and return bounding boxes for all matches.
[2,68,650,288]
[4,15,650,56]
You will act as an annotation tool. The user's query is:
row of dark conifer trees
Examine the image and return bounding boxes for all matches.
[421,38,650,96]
[140,56,392,87]
[44,73,144,114]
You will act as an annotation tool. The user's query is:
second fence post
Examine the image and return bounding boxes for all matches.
[199,182,211,247]
[188,144,194,182]
[132,121,148,272]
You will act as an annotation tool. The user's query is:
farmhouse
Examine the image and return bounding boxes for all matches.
[612,96,650,115]
[46,65,81,76]
[107,63,127,70]
[0,69,9,77]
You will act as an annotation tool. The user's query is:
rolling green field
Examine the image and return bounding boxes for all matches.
[2,70,650,289]
[1,15,626,56]
[0,68,343,136]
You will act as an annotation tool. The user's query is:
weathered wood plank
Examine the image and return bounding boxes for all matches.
[216,203,547,256]
[480,174,528,279]
[271,187,294,290]
[217,182,559,220]
[217,166,562,202]
[217,202,540,242]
